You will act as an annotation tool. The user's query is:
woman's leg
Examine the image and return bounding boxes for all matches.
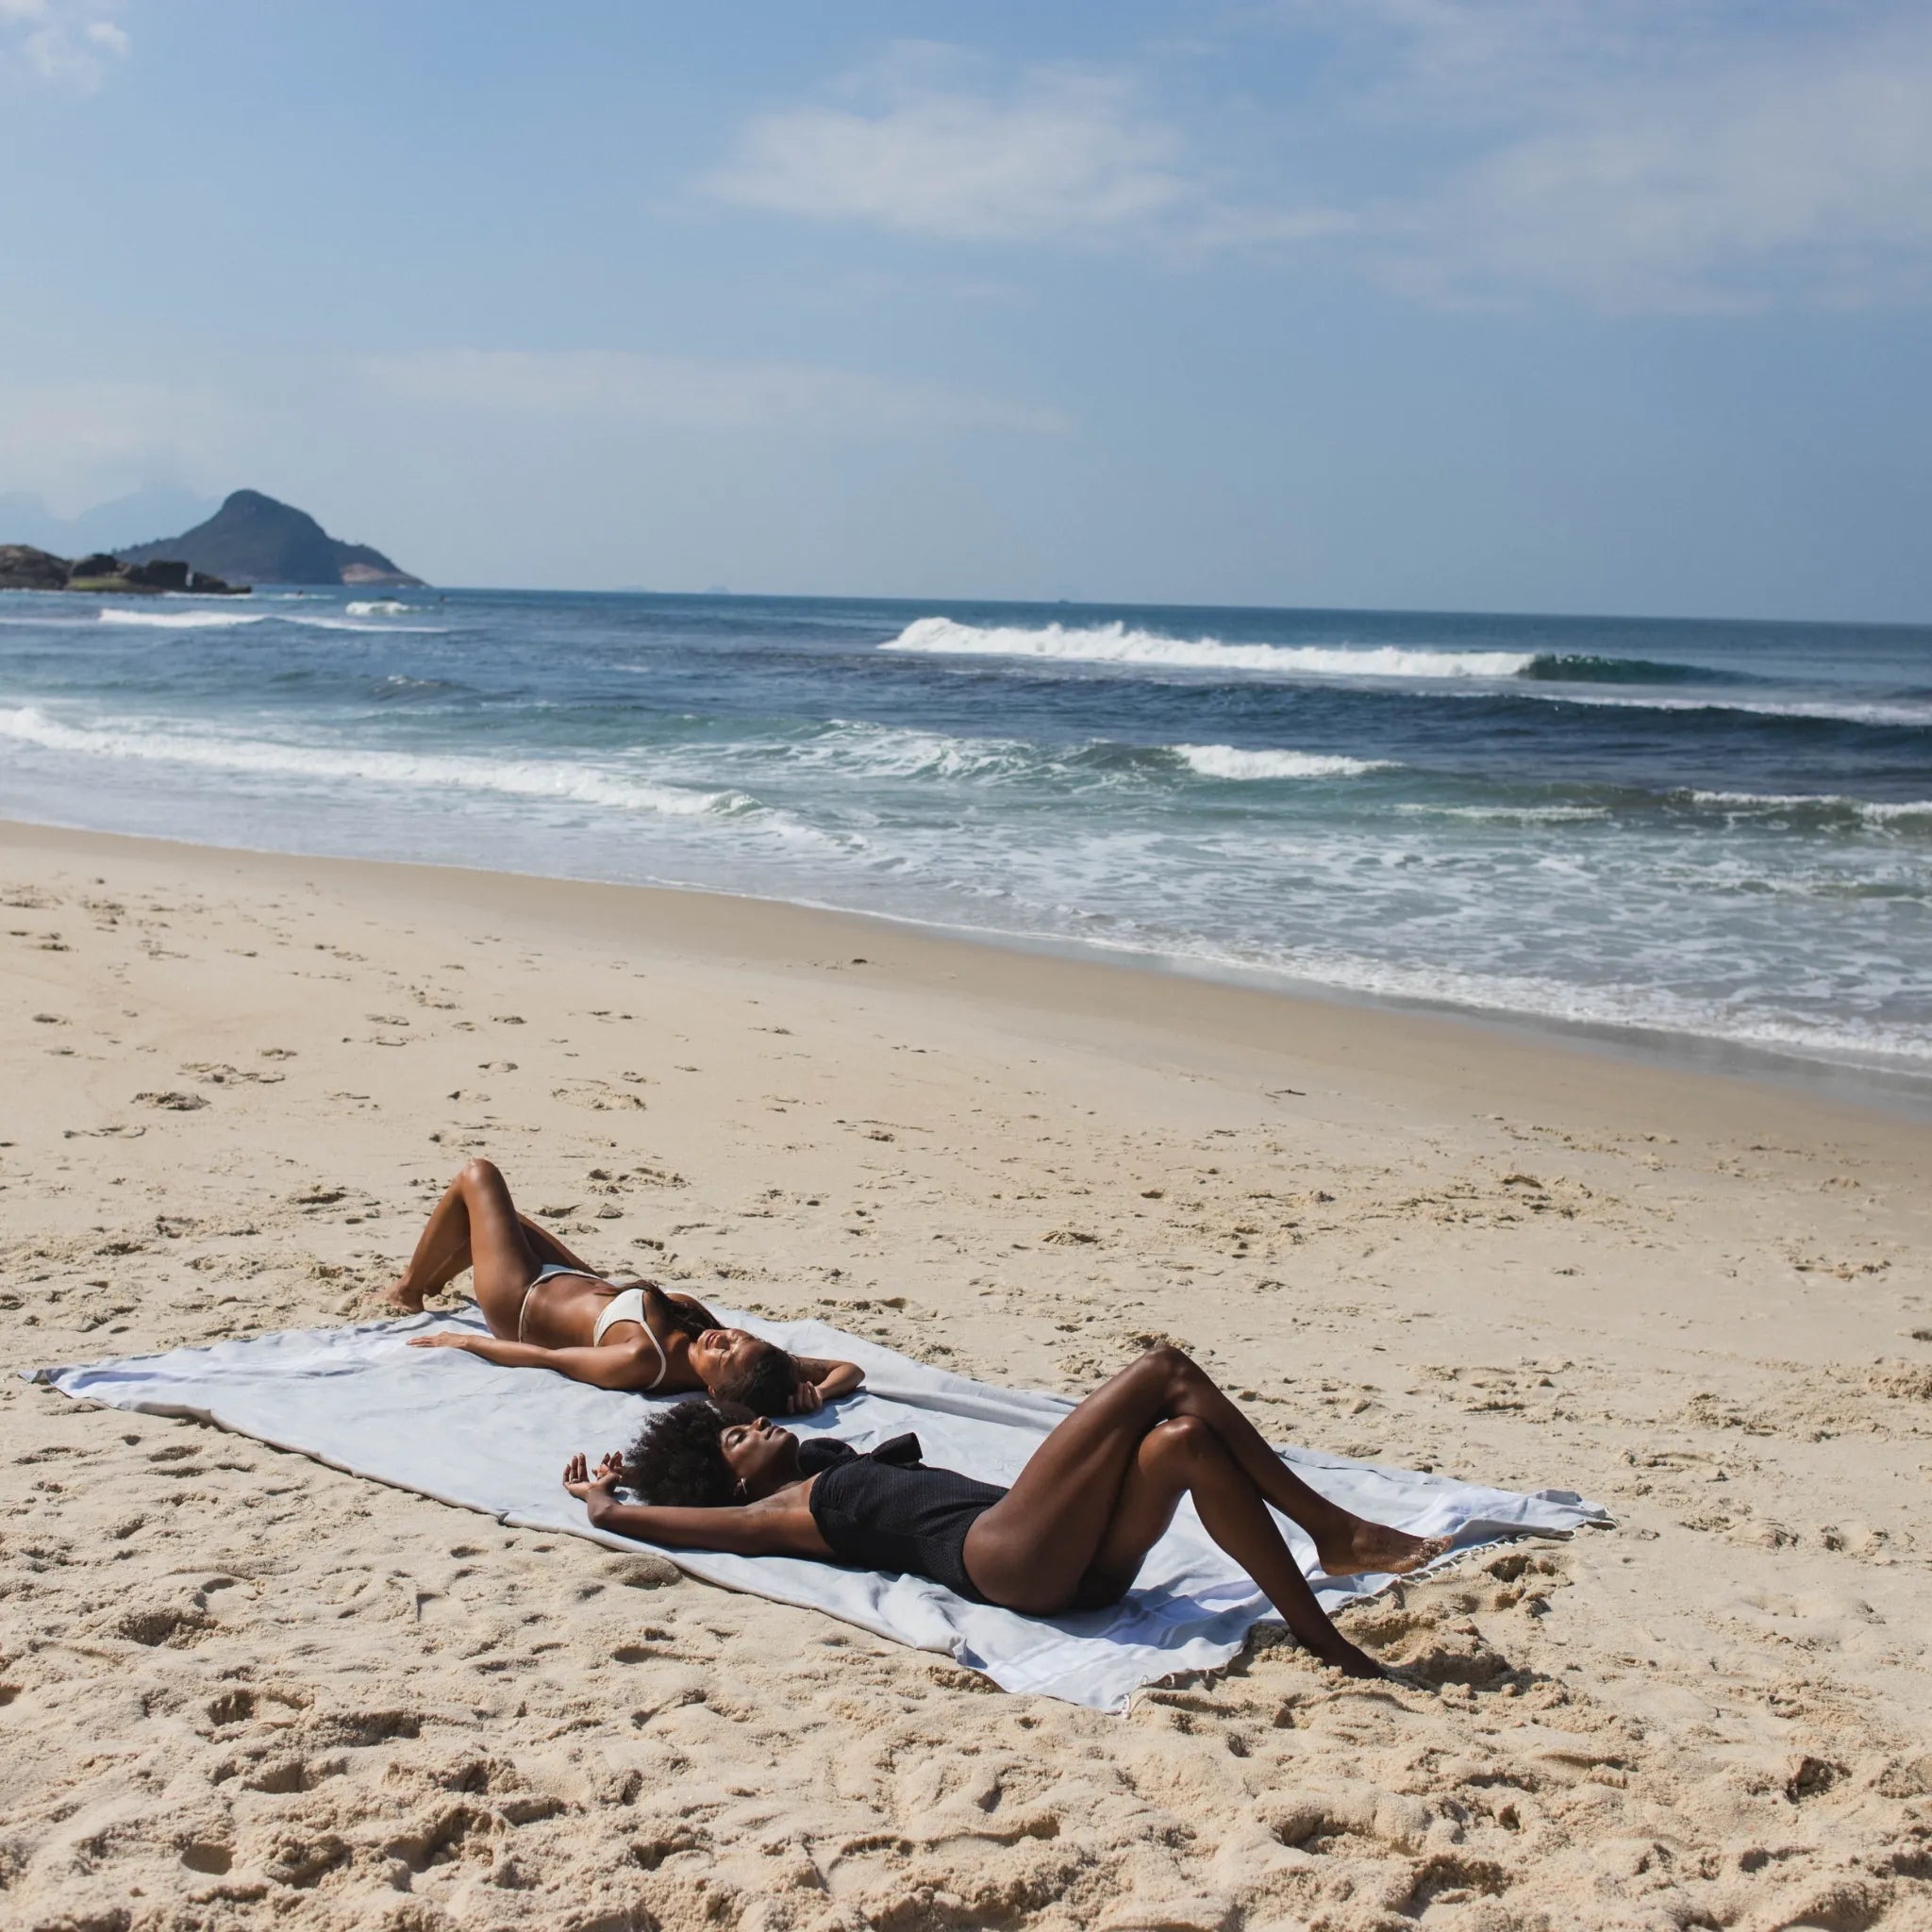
[1070,1417,1382,1677]
[516,1215,600,1276]
[963,1348,1446,1610]
[384,1159,542,1335]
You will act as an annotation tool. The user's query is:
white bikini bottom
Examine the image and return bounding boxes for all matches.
[517,1265,667,1390]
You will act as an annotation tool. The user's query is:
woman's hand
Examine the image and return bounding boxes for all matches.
[408,1332,473,1352]
[788,1378,825,1416]
[562,1451,626,1512]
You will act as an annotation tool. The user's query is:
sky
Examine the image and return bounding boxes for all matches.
[3,1,1930,621]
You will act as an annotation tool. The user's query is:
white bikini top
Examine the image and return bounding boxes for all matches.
[591,1286,669,1390]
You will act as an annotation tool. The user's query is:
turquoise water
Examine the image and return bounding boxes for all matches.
[2,588,1928,1076]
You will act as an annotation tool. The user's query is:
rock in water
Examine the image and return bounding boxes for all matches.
[0,545,73,591]
[0,543,242,596]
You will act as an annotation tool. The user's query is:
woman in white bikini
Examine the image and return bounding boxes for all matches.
[385,1158,862,1414]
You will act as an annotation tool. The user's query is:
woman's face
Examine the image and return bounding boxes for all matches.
[718,1412,797,1495]
[690,1326,773,1391]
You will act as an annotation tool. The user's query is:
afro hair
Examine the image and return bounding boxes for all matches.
[625,1398,746,1508]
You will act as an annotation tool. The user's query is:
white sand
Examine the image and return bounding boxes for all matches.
[3,818,1928,1931]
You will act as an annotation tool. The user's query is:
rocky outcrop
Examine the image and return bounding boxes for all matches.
[0,543,242,595]
[118,489,424,588]
[0,545,71,591]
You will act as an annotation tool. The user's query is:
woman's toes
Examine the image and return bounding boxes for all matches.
[1383,1531,1453,1575]
[1318,1524,1452,1578]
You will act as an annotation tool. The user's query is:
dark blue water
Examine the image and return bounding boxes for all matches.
[2,589,1928,1072]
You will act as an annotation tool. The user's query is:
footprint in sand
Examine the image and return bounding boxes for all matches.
[552,1079,647,1112]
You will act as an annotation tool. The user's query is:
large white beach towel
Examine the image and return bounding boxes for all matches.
[32,1306,1608,1711]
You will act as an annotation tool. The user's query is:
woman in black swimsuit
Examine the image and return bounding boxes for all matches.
[385,1158,863,1413]
[561,1345,1450,1678]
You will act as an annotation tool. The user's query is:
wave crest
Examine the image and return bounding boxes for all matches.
[95,605,445,635]
[1689,790,1932,830]
[881,616,1535,679]
[1174,744,1393,780]
[99,607,266,629]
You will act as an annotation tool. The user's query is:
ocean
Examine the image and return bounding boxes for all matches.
[2,589,1928,1086]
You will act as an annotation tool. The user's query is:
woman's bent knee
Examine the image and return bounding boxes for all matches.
[1133,1344,1203,1398]
[458,1157,505,1191]
[1145,1414,1214,1464]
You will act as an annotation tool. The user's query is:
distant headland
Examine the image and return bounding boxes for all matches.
[0,489,424,594]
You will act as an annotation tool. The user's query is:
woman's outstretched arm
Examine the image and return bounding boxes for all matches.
[413,1333,655,1391]
[561,1454,828,1557]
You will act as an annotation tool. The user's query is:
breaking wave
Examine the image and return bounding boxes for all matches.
[1174,744,1394,779]
[1688,791,1932,830]
[879,618,1764,689]
[97,607,267,629]
[880,617,1536,679]
[723,723,1400,789]
[96,606,446,634]
[0,704,744,820]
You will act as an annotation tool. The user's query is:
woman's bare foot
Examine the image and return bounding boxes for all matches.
[384,1275,428,1312]
[1313,1521,1452,1579]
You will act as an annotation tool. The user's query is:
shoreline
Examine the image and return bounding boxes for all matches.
[8,810,1930,1127]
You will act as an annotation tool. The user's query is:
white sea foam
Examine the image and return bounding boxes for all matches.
[1690,790,1932,826]
[93,604,446,635]
[1691,790,1834,808]
[1394,803,1610,823]
[1175,744,1394,779]
[0,705,741,820]
[725,724,1396,787]
[784,722,1041,782]
[346,599,411,616]
[98,607,268,629]
[880,616,1535,679]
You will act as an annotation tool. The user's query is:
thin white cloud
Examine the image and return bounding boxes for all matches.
[704,45,1340,254]
[1344,2,1932,310]
[710,11,1932,311]
[358,347,1071,438]
[1,0,130,92]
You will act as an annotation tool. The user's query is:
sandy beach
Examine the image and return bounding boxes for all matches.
[3,815,1929,1932]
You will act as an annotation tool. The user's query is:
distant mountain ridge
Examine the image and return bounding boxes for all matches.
[119,489,424,588]
[0,484,219,557]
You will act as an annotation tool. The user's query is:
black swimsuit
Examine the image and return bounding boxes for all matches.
[804,1433,1006,1603]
